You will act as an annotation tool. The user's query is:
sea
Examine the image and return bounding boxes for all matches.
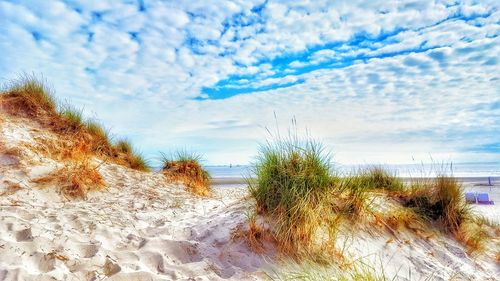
[206,162,500,179]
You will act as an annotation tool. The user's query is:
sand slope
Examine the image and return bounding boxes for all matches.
[0,113,272,280]
[0,111,498,281]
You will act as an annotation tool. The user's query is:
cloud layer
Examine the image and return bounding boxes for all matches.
[1,0,499,165]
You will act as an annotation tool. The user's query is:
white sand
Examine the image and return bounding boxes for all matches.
[0,163,271,280]
[0,112,498,280]
[0,114,272,280]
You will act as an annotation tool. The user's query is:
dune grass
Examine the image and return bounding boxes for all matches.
[85,120,111,151]
[336,175,372,216]
[375,207,426,235]
[59,104,84,132]
[116,139,150,172]
[396,176,497,254]
[1,75,151,172]
[360,167,405,192]
[236,210,277,254]
[248,132,494,259]
[456,218,491,254]
[248,137,347,257]
[402,176,470,233]
[268,259,396,281]
[2,74,57,116]
[161,150,211,196]
[114,138,133,154]
[33,160,106,199]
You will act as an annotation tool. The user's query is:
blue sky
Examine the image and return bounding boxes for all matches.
[1,0,499,165]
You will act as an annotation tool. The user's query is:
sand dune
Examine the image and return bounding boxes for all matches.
[0,162,270,280]
[0,109,498,280]
[0,113,272,280]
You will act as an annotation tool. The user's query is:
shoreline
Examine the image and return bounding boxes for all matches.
[211,176,500,186]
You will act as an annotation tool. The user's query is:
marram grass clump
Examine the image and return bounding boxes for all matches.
[402,176,470,233]
[161,151,211,196]
[113,138,150,172]
[248,138,343,257]
[59,104,84,132]
[398,175,497,254]
[360,167,405,192]
[1,74,151,172]
[1,74,57,116]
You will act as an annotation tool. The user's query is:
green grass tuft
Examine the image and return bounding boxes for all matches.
[113,139,150,172]
[85,120,109,141]
[361,167,405,192]
[249,139,332,212]
[166,149,203,163]
[127,151,151,172]
[84,120,112,153]
[59,104,84,132]
[248,137,341,256]
[114,138,133,154]
[336,175,371,216]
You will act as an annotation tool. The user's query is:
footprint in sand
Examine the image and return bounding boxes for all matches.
[67,242,101,258]
[15,228,33,242]
[27,252,56,273]
[124,233,147,250]
[140,251,166,273]
[141,240,202,264]
[78,243,101,258]
[103,258,121,277]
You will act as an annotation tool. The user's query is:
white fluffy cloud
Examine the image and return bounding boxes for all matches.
[0,0,499,165]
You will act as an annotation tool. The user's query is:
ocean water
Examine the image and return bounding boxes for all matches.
[205,165,252,178]
[206,162,500,179]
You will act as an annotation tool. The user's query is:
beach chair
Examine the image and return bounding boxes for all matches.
[464,192,476,203]
[477,193,494,205]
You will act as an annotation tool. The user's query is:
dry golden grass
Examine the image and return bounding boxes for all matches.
[161,151,211,196]
[33,160,105,199]
[394,176,497,255]
[1,74,57,117]
[399,176,470,233]
[47,251,69,262]
[0,75,150,172]
[162,160,211,196]
[375,207,425,234]
[233,211,277,254]
[0,181,23,196]
[456,219,490,254]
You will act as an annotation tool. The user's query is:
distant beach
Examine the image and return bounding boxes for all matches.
[208,162,500,185]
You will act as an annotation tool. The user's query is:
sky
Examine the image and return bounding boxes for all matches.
[0,0,499,166]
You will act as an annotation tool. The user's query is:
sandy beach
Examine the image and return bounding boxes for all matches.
[2,1,500,279]
[1,178,498,280]
[0,86,498,280]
